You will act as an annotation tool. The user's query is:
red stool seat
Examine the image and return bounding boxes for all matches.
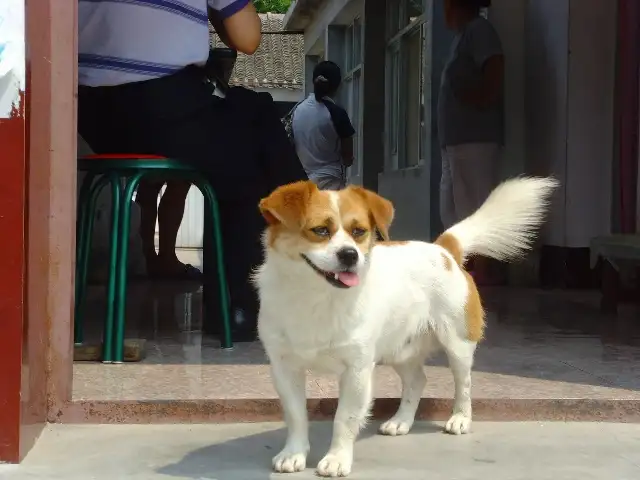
[82,154,167,160]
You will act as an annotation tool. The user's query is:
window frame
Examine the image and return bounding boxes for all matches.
[384,0,431,172]
[342,16,364,178]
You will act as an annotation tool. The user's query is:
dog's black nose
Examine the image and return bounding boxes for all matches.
[336,247,359,267]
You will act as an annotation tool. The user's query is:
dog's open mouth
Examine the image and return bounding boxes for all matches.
[301,255,360,289]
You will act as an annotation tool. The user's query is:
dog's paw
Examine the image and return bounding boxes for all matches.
[316,451,353,477]
[272,449,308,473]
[444,413,472,435]
[378,417,414,436]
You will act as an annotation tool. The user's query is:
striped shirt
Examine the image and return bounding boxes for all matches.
[78,0,249,86]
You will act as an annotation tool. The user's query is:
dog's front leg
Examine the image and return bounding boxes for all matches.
[316,363,374,477]
[270,358,309,473]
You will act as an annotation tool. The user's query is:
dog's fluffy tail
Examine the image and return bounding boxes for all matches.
[436,176,559,266]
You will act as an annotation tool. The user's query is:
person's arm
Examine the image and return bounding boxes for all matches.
[456,54,504,109]
[340,137,354,168]
[325,102,356,167]
[208,1,261,55]
[455,21,504,109]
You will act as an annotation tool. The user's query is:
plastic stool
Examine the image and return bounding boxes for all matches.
[75,154,233,362]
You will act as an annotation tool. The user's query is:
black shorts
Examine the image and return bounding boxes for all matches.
[78,66,305,202]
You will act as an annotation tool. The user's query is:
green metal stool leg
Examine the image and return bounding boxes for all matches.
[102,173,122,364]
[75,175,112,348]
[76,173,96,296]
[74,173,97,345]
[197,179,233,350]
[113,171,145,363]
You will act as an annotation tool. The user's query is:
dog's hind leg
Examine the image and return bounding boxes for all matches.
[270,358,310,473]
[316,363,375,477]
[378,359,426,436]
[437,329,476,435]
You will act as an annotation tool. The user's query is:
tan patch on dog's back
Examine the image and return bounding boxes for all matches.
[464,271,485,342]
[379,240,408,247]
[434,232,483,341]
[440,252,453,271]
[434,232,463,266]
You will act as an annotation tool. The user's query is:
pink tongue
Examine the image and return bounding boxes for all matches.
[337,271,360,287]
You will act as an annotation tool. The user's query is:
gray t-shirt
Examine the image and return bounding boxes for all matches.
[437,16,504,148]
[292,94,355,179]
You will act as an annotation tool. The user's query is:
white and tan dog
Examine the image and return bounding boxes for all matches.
[255,177,557,477]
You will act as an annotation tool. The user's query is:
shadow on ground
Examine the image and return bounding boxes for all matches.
[157,422,443,479]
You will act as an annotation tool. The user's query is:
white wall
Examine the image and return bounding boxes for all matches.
[378,168,432,240]
[0,0,25,118]
[565,0,615,246]
[174,187,204,249]
[302,0,363,55]
[0,69,21,118]
[524,0,570,246]
[490,0,526,178]
[524,0,616,247]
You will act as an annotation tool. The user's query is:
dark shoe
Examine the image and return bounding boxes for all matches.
[149,263,203,282]
[228,308,258,342]
[204,307,257,343]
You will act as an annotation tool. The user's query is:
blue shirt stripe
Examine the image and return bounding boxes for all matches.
[80,0,208,25]
[217,0,249,19]
[79,54,184,76]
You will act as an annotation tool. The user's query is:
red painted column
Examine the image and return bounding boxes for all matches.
[26,0,78,425]
[0,89,27,462]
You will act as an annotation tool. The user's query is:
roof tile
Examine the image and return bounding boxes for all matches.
[210,13,304,90]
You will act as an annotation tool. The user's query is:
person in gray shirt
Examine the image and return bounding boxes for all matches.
[292,61,355,190]
[438,0,504,284]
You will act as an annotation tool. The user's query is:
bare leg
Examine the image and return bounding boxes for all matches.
[156,179,191,272]
[270,358,309,473]
[317,364,374,477]
[379,360,426,436]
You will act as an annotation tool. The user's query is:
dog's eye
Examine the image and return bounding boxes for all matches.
[351,227,367,238]
[310,226,330,237]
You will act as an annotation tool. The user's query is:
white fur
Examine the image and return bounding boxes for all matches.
[447,176,559,262]
[256,177,557,477]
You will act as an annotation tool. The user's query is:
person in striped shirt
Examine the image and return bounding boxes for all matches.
[77,0,270,340]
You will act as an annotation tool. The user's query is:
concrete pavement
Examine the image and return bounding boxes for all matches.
[1,422,639,479]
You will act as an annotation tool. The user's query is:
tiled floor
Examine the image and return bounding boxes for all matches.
[73,282,640,405]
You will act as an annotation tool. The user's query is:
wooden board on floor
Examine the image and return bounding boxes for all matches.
[74,339,147,362]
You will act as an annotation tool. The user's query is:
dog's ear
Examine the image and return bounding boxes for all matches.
[259,181,318,228]
[348,186,394,241]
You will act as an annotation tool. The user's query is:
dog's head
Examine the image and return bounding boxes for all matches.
[259,181,394,289]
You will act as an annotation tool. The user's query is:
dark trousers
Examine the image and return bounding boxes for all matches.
[78,66,306,329]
